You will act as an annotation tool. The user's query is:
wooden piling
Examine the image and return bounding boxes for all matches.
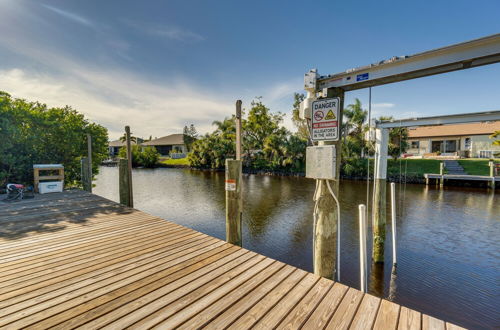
[81,157,92,192]
[235,100,242,161]
[439,162,444,187]
[125,126,134,208]
[313,87,344,280]
[119,158,132,207]
[86,134,92,193]
[225,159,242,246]
[489,161,495,189]
[372,128,389,263]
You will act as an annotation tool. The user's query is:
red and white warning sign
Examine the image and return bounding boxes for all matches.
[225,179,236,191]
[311,98,340,141]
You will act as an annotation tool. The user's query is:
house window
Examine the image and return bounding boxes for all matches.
[445,140,457,153]
[464,138,471,150]
[411,141,420,149]
[432,141,443,153]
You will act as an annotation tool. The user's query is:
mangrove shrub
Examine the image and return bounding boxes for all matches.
[0,91,108,187]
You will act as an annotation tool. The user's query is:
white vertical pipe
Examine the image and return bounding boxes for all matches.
[358,204,367,293]
[391,182,397,265]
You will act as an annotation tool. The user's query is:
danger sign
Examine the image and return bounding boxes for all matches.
[311,98,340,141]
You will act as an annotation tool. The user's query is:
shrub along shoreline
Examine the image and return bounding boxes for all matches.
[156,158,498,186]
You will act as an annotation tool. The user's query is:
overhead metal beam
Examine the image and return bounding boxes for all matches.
[314,34,500,91]
[375,110,500,128]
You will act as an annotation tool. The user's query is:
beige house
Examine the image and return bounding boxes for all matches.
[141,134,187,156]
[407,121,500,158]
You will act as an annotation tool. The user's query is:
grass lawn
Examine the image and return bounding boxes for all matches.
[458,159,499,176]
[160,157,190,166]
[387,159,441,176]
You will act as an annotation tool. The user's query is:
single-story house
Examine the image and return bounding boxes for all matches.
[108,139,140,157]
[407,121,500,158]
[141,134,187,156]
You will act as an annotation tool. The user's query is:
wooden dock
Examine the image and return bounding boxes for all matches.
[0,190,464,329]
[425,173,498,184]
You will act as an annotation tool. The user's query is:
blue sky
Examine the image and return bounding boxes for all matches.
[0,0,499,139]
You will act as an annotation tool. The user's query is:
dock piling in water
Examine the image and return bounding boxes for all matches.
[81,157,92,192]
[119,158,132,207]
[86,133,92,193]
[372,128,389,264]
[225,159,242,246]
[489,161,495,189]
[124,126,134,208]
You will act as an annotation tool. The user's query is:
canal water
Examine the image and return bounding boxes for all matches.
[94,167,499,329]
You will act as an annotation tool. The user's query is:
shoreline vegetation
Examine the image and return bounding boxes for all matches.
[2,91,498,189]
[153,158,499,184]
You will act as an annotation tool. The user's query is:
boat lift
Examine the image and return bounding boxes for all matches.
[301,33,500,279]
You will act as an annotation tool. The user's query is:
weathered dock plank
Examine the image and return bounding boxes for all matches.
[0,190,466,329]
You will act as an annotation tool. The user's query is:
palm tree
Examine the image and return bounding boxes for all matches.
[119,132,138,144]
[344,98,367,137]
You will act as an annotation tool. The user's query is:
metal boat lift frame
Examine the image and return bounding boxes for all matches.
[304,34,500,272]
[305,33,500,181]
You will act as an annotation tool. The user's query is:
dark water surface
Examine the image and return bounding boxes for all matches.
[94,167,499,329]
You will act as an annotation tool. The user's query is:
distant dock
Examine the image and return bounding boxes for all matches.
[425,173,498,188]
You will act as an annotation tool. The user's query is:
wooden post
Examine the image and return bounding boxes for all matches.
[372,128,388,263]
[81,157,92,192]
[489,161,495,189]
[86,134,92,193]
[358,204,367,293]
[125,126,134,208]
[34,168,40,193]
[235,100,242,160]
[313,87,344,280]
[439,162,444,187]
[119,158,132,207]
[225,159,242,246]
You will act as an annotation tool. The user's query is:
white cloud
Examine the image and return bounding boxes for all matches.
[259,79,302,133]
[125,21,204,42]
[372,102,395,108]
[42,4,93,27]
[0,1,300,140]
[0,68,233,139]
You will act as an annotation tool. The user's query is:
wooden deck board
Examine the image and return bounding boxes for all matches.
[0,190,465,329]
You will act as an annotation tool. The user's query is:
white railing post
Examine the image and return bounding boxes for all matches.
[358,204,367,293]
[391,183,397,265]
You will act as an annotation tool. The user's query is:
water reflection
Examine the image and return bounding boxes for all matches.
[94,167,499,329]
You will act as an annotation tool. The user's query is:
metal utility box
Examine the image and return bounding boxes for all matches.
[306,145,337,180]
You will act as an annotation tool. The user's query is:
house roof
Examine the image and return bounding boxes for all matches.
[408,121,500,138]
[109,140,133,147]
[142,134,184,146]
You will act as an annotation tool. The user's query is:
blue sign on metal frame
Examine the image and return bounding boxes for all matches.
[356,73,369,81]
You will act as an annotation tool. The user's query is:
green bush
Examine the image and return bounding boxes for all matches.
[341,158,369,177]
[0,91,108,187]
[140,147,160,168]
[118,145,160,168]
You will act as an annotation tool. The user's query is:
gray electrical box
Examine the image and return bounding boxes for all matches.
[306,145,337,180]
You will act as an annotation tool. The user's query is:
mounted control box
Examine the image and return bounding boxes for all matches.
[306,145,337,180]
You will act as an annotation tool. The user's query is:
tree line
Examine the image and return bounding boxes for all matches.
[188,94,410,176]
[0,91,108,187]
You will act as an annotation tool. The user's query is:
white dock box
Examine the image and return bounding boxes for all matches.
[38,181,63,194]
